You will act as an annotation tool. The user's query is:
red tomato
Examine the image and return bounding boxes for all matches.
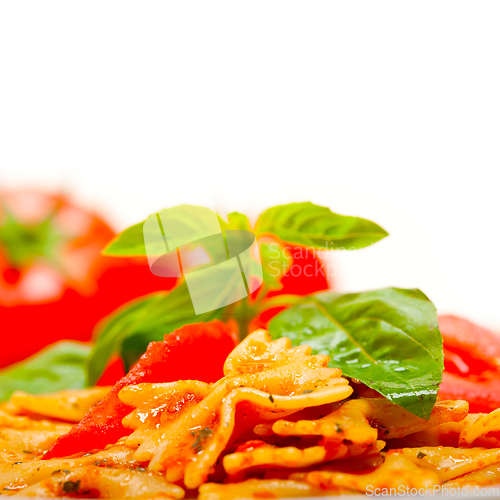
[44,320,238,459]
[439,315,500,413]
[0,190,176,368]
[250,243,330,331]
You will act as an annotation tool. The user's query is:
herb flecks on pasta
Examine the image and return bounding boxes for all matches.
[269,398,468,444]
[303,451,441,492]
[2,329,500,498]
[119,330,352,488]
[10,387,111,423]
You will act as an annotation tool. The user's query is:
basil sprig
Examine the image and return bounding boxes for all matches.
[3,202,393,398]
[103,202,388,256]
[1,201,446,421]
[85,202,388,383]
[103,206,238,257]
[269,287,443,419]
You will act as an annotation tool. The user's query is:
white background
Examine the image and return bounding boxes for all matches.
[1,2,499,329]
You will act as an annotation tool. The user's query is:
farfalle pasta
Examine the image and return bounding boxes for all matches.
[1,329,500,498]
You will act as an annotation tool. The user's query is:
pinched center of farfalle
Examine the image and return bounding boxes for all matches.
[117,330,353,489]
[258,398,469,446]
[223,331,315,376]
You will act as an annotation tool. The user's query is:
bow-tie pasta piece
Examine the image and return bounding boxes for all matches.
[223,330,312,376]
[223,330,352,399]
[301,451,440,493]
[385,411,495,449]
[0,426,73,456]
[198,478,321,500]
[458,407,500,448]
[223,439,386,480]
[401,446,500,483]
[0,444,142,493]
[269,398,468,449]
[18,466,185,499]
[118,330,353,489]
[445,461,500,489]
[9,388,111,423]
[119,381,211,451]
[223,443,327,478]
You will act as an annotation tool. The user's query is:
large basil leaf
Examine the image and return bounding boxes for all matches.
[255,202,388,249]
[86,282,225,385]
[269,288,443,419]
[0,342,91,401]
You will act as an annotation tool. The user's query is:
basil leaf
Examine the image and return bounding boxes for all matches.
[269,287,443,419]
[86,282,225,385]
[103,206,234,257]
[255,202,388,249]
[0,342,91,401]
[103,221,146,256]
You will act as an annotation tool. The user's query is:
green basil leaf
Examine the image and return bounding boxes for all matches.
[269,287,443,419]
[0,342,91,401]
[103,221,146,256]
[103,206,235,257]
[86,282,225,384]
[255,202,388,249]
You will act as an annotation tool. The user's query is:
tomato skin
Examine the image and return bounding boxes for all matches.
[440,372,500,413]
[95,357,126,387]
[43,320,238,459]
[273,245,329,296]
[0,191,176,368]
[439,315,500,413]
[440,315,500,373]
[250,245,330,332]
[1,258,177,368]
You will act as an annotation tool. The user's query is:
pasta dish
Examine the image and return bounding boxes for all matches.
[1,326,500,498]
[1,199,499,498]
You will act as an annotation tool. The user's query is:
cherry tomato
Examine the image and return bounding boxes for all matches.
[0,190,176,368]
